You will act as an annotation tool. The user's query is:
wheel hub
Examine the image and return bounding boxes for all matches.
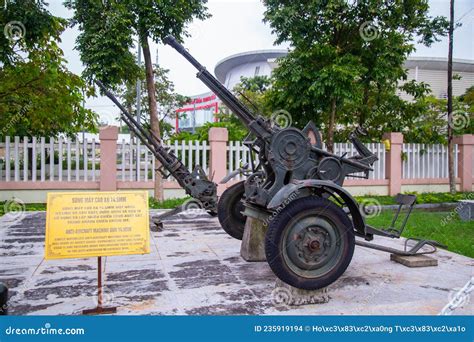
[284,215,342,277]
[296,227,331,264]
[308,239,320,251]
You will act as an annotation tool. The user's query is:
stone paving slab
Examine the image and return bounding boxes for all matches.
[0,210,472,315]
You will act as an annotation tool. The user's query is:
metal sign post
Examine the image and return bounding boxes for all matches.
[45,190,150,315]
[83,256,117,315]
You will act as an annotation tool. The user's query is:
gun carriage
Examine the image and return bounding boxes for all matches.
[164,36,444,290]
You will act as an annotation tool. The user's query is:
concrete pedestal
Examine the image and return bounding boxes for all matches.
[273,279,330,307]
[458,200,474,221]
[240,217,266,262]
[390,254,438,267]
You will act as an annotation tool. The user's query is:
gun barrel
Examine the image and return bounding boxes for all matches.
[95,80,184,177]
[163,35,207,72]
[164,35,271,138]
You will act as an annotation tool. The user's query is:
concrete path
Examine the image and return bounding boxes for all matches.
[0,211,472,315]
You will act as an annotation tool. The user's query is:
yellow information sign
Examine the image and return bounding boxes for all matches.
[45,191,150,259]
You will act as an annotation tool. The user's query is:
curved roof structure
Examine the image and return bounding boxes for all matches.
[214,49,474,81]
[404,57,474,72]
[214,49,288,83]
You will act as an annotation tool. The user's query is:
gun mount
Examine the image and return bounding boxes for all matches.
[164,36,376,205]
[164,36,445,291]
[95,81,218,219]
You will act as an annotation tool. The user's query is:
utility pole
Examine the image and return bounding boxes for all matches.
[135,42,141,181]
[156,47,160,131]
[82,89,85,144]
[447,0,456,194]
[192,101,196,134]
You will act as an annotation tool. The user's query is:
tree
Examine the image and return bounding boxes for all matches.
[118,65,190,138]
[263,0,448,152]
[0,0,96,138]
[170,120,247,142]
[233,75,273,116]
[65,0,210,200]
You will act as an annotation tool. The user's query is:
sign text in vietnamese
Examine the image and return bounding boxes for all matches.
[45,191,150,259]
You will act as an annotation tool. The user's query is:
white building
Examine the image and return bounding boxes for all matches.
[174,50,474,130]
[175,92,218,132]
[214,49,288,90]
[401,57,474,99]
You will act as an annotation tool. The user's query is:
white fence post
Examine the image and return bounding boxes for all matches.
[2,134,470,191]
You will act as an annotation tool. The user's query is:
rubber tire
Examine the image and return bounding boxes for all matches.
[265,196,355,290]
[217,181,247,240]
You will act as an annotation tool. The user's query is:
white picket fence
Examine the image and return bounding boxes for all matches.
[402,143,459,179]
[332,142,386,180]
[0,136,99,182]
[117,139,209,182]
[228,142,387,180]
[0,135,459,183]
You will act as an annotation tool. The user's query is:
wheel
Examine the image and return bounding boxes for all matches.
[265,196,355,290]
[217,181,246,240]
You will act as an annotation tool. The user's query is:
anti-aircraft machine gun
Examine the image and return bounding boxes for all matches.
[95,80,219,225]
[164,35,444,290]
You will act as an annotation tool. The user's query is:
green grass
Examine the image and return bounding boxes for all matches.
[355,191,473,205]
[0,202,46,216]
[148,197,188,209]
[366,210,474,258]
[0,197,187,217]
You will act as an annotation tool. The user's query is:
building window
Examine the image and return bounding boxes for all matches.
[254,66,260,76]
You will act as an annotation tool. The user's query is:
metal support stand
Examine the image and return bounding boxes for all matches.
[83,257,117,315]
[355,239,445,256]
[358,194,446,257]
[151,205,186,232]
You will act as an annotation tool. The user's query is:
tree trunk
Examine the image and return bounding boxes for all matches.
[359,81,370,126]
[327,98,337,153]
[447,0,456,194]
[140,34,164,201]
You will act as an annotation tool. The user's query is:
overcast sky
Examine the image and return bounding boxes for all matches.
[46,0,474,121]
